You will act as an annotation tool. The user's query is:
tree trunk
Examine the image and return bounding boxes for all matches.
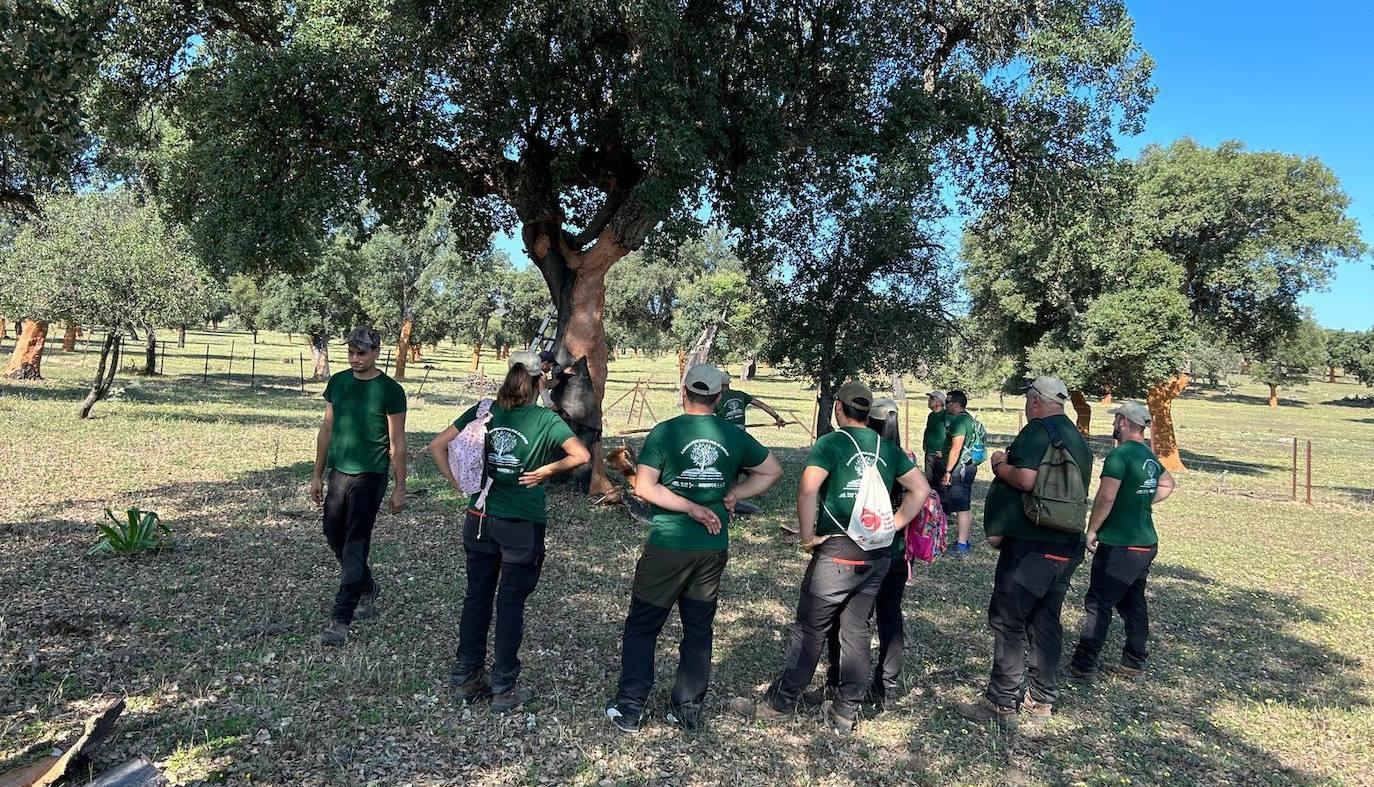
[394,317,413,380]
[1328,365,1337,384]
[470,342,483,371]
[252,328,258,345]
[1069,389,1092,437]
[142,329,157,375]
[1146,374,1189,472]
[62,323,80,352]
[177,325,186,348]
[815,385,836,438]
[79,332,122,419]
[743,357,758,381]
[1101,384,1113,406]
[3,320,47,379]
[890,372,905,400]
[310,334,330,380]
[1268,384,1279,409]
[409,343,422,362]
[0,316,6,340]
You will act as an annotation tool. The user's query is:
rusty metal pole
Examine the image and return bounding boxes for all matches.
[1291,437,1298,501]
[298,352,306,393]
[1306,440,1313,505]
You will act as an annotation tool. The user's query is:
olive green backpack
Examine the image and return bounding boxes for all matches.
[1022,420,1090,533]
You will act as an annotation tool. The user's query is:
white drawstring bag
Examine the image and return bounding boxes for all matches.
[822,429,897,550]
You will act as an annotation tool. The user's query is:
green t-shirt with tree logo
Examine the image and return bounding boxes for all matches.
[454,403,576,523]
[923,409,950,454]
[983,414,1093,544]
[1097,440,1162,547]
[639,413,770,551]
[714,390,755,428]
[323,371,407,475]
[808,427,916,540]
[943,411,976,465]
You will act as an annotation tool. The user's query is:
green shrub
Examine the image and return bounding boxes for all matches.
[88,507,171,556]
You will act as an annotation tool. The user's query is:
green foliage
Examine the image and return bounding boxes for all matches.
[257,241,363,341]
[0,190,210,330]
[1191,332,1245,389]
[1251,314,1327,391]
[89,507,170,556]
[411,250,514,349]
[226,275,263,334]
[1323,329,1368,374]
[489,267,552,352]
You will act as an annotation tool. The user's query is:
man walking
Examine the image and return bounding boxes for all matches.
[922,390,949,484]
[728,381,930,734]
[956,376,1091,729]
[940,390,978,556]
[1069,401,1175,680]
[310,328,408,647]
[714,370,787,430]
[606,364,783,733]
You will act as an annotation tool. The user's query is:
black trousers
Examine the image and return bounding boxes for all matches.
[613,546,729,717]
[767,553,888,718]
[985,538,1084,708]
[824,557,907,698]
[322,470,388,625]
[1071,544,1157,672]
[452,512,547,694]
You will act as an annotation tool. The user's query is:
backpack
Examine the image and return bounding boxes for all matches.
[449,399,495,509]
[822,430,897,551]
[904,490,948,576]
[966,415,988,464]
[1022,419,1090,533]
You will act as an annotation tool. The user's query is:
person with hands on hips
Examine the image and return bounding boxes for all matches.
[939,390,978,556]
[605,364,783,734]
[428,351,590,714]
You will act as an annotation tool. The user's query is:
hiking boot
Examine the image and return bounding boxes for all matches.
[491,686,533,713]
[801,684,838,707]
[821,700,857,735]
[318,622,349,647]
[1107,663,1144,680]
[604,702,641,734]
[1066,664,1097,682]
[1022,696,1053,726]
[665,701,704,732]
[453,669,492,705]
[727,696,792,721]
[955,697,1018,731]
[354,580,382,621]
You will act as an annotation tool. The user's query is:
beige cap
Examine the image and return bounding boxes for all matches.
[926,390,946,402]
[507,350,543,376]
[1022,376,1070,402]
[1109,400,1152,428]
[835,381,874,412]
[870,397,899,421]
[717,368,733,384]
[683,364,724,395]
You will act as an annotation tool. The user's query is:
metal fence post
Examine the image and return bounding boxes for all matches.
[203,344,210,383]
[1305,440,1313,505]
[227,340,235,382]
[251,348,257,388]
[299,352,305,393]
[1291,437,1298,501]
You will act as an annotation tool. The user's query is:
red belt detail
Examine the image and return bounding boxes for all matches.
[832,558,868,566]
[1042,553,1070,563]
[1126,546,1154,553]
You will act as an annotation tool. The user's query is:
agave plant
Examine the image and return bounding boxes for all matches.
[88,507,171,556]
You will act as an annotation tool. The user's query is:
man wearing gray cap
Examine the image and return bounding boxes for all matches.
[922,391,950,484]
[957,375,1091,729]
[606,364,783,734]
[1069,401,1175,681]
[310,327,408,647]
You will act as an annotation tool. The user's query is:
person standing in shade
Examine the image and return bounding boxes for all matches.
[606,364,783,733]
[430,351,591,712]
[729,382,930,734]
[714,370,787,430]
[310,327,408,647]
[956,376,1091,730]
[922,390,950,484]
[1069,401,1175,681]
[940,390,978,556]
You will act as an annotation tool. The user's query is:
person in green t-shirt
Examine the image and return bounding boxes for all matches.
[1069,400,1175,680]
[922,390,950,482]
[939,390,979,555]
[429,351,590,713]
[310,327,408,648]
[728,382,929,734]
[606,364,783,734]
[713,370,787,430]
[957,376,1092,730]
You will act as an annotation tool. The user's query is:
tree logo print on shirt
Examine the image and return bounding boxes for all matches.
[1139,459,1160,495]
[677,439,729,484]
[842,447,887,494]
[723,399,745,418]
[488,427,528,471]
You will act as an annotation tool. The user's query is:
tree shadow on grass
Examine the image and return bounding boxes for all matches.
[1324,396,1374,409]
[1183,391,1310,409]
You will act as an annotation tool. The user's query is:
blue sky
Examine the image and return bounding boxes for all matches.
[1118,0,1374,330]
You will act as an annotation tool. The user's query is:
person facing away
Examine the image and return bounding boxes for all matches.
[956,376,1093,731]
[1069,400,1175,681]
[922,390,950,484]
[606,364,783,734]
[728,381,929,734]
[428,351,590,713]
[807,396,930,714]
[713,368,788,430]
[940,389,979,556]
[310,327,408,647]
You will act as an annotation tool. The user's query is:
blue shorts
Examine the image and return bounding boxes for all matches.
[940,463,977,513]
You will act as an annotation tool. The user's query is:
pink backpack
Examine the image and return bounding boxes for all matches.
[904,491,948,577]
[449,399,495,509]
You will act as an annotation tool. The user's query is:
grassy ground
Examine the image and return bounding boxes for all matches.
[1,328,1372,786]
